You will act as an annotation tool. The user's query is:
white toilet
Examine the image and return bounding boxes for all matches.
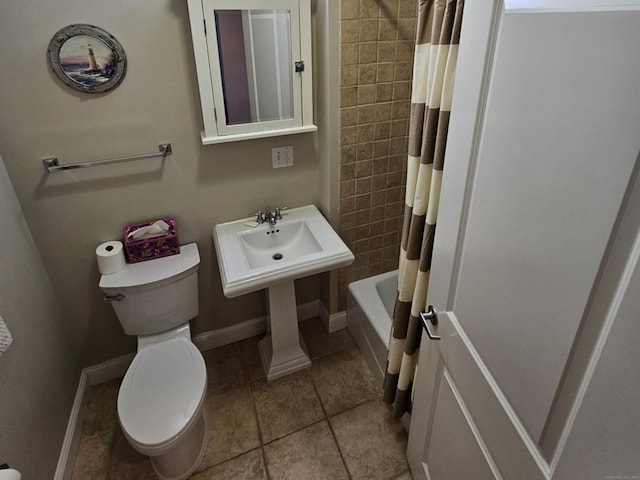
[0,470,21,480]
[99,243,207,480]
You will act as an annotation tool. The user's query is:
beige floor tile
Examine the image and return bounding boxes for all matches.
[108,427,156,480]
[388,470,414,480]
[241,335,266,381]
[251,370,324,443]
[71,333,410,480]
[81,379,120,440]
[196,384,261,472]
[263,421,349,480]
[202,342,247,394]
[71,432,113,480]
[329,399,409,480]
[192,448,267,480]
[311,349,381,416]
[300,318,357,359]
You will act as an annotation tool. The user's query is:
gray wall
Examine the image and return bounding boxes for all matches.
[0,0,328,366]
[0,157,81,477]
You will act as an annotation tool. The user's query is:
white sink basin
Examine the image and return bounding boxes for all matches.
[213,205,354,298]
[239,219,322,269]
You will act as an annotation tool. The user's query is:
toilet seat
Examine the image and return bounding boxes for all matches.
[118,337,207,454]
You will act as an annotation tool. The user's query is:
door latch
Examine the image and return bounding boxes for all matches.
[419,305,441,340]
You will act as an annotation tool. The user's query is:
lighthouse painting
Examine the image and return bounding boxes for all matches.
[58,35,115,87]
[48,24,127,93]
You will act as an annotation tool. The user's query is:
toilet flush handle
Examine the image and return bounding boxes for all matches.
[104,293,125,302]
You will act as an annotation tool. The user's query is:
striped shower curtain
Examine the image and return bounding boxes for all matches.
[383,0,464,418]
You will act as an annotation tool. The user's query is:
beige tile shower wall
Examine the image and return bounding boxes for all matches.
[338,0,416,308]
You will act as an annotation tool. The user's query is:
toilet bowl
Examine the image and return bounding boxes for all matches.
[0,469,21,480]
[118,330,207,479]
[100,243,208,480]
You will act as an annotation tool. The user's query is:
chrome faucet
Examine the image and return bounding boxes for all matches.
[264,207,276,226]
[274,206,288,220]
[249,206,288,226]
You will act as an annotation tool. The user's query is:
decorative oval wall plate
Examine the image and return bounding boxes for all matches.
[47,24,127,94]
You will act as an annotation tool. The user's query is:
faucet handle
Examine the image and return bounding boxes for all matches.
[274,206,289,220]
[249,211,265,223]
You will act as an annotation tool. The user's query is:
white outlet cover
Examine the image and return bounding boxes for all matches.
[272,146,294,168]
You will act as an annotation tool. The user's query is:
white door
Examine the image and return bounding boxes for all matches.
[407,1,640,479]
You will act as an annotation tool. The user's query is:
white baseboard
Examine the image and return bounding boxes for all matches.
[319,301,347,333]
[192,315,267,353]
[193,299,321,352]
[53,371,90,480]
[329,310,347,331]
[84,353,135,385]
[83,300,322,385]
[297,299,321,323]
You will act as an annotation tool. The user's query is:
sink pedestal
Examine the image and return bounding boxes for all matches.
[257,280,311,381]
[213,205,355,379]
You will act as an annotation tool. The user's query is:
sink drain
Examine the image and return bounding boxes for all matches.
[272,253,284,260]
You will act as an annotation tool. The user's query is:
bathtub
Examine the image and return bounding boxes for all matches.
[347,270,398,386]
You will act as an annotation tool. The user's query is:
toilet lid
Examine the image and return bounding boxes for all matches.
[118,337,207,447]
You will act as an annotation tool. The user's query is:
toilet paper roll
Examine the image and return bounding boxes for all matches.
[96,241,126,275]
[0,315,13,357]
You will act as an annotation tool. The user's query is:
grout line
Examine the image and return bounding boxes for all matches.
[260,416,326,448]
[261,444,272,480]
[250,368,325,447]
[196,344,267,475]
[307,366,353,480]
[242,339,274,480]
[195,447,265,478]
[325,391,384,420]
[325,414,354,480]
[307,358,329,422]
[245,360,266,448]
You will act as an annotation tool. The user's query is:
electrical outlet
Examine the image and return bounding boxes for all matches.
[272,146,294,168]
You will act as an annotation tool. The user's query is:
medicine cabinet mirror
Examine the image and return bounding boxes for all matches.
[187,0,316,144]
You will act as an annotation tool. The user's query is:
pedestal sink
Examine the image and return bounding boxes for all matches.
[213,205,354,380]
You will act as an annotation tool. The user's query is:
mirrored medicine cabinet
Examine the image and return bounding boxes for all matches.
[187,0,316,144]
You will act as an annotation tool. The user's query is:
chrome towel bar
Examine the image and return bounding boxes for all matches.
[42,143,172,174]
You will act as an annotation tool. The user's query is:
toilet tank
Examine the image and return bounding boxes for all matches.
[99,243,200,336]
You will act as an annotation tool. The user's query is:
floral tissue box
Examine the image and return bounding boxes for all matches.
[123,218,180,263]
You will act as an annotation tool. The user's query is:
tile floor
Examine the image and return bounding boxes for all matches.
[71,317,413,480]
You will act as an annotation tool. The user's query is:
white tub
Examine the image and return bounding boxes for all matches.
[347,269,398,386]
